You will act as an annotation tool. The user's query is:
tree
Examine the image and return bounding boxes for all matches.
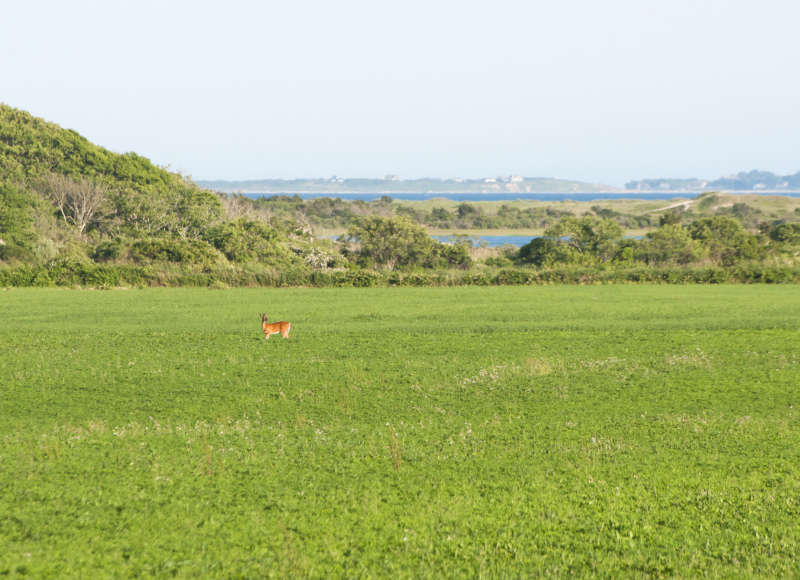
[203,218,284,263]
[688,216,764,265]
[343,216,437,270]
[108,183,222,239]
[457,203,478,219]
[36,173,109,235]
[591,206,619,219]
[517,237,581,267]
[427,207,452,227]
[428,239,472,269]
[394,205,423,223]
[636,224,704,265]
[543,216,623,263]
[769,222,800,245]
[659,207,686,226]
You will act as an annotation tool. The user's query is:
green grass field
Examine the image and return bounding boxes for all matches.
[2,286,799,577]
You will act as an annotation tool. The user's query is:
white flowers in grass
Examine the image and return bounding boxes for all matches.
[460,364,506,385]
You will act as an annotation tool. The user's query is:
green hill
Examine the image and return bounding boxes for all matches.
[2,104,197,189]
[0,103,227,259]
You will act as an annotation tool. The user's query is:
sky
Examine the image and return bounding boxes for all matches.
[2,0,800,186]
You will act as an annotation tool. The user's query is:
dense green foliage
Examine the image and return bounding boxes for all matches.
[634,224,703,265]
[342,216,471,270]
[1,286,799,576]
[227,193,800,273]
[202,219,289,264]
[2,261,800,288]
[516,213,798,269]
[0,181,39,260]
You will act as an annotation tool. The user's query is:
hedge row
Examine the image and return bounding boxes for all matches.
[2,260,800,288]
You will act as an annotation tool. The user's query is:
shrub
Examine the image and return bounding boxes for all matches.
[91,240,122,262]
[344,216,436,270]
[769,223,800,245]
[688,216,764,266]
[129,238,220,264]
[517,237,581,267]
[484,255,513,268]
[428,242,472,270]
[493,269,532,285]
[636,225,704,265]
[203,219,289,263]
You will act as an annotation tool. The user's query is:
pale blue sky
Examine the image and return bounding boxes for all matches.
[2,0,799,185]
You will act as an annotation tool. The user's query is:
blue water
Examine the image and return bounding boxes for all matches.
[433,235,536,247]
[245,191,800,202]
[433,234,642,247]
[330,233,536,247]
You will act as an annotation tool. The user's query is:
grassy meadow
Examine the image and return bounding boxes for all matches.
[1,286,799,577]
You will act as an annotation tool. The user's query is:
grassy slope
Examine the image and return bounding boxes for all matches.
[1,286,799,576]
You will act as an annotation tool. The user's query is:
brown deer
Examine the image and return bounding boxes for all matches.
[260,313,291,340]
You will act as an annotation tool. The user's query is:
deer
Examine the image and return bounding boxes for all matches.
[260,313,291,340]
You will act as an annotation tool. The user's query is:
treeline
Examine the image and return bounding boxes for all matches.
[243,194,631,230]
[234,192,792,232]
[3,204,800,287]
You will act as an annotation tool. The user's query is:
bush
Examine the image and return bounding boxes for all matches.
[688,216,764,266]
[769,223,800,245]
[428,242,472,270]
[484,255,514,268]
[129,238,221,264]
[203,219,290,264]
[636,225,704,265]
[344,216,436,270]
[91,240,122,262]
[493,269,532,285]
[2,262,800,288]
[517,237,581,267]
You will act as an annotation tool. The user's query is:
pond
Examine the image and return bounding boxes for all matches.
[432,235,537,247]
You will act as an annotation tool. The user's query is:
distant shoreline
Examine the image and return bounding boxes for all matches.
[223,191,800,203]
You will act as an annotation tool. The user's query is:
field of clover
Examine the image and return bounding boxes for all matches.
[1,285,799,577]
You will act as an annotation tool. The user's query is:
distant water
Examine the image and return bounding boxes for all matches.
[243,191,800,202]
[433,234,642,247]
[433,235,536,247]
[329,233,537,248]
